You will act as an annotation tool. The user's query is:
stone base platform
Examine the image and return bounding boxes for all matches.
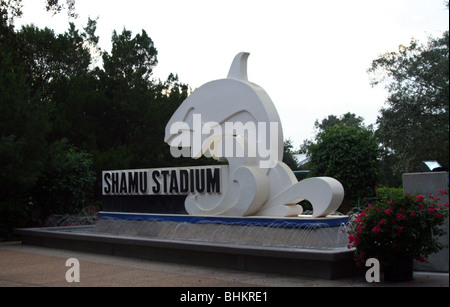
[15,213,359,280]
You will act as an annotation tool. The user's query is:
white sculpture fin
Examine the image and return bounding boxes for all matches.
[257,177,344,218]
[227,52,249,81]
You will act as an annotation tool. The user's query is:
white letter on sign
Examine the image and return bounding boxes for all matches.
[65,258,80,283]
[365,258,380,283]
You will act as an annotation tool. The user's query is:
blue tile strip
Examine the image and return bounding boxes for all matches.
[99,212,348,228]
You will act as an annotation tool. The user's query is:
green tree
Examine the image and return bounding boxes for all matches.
[368,31,449,174]
[131,73,193,168]
[303,116,380,203]
[1,3,202,236]
[18,23,92,102]
[103,28,157,88]
[0,10,52,236]
[300,112,367,154]
[97,28,158,152]
[282,139,299,171]
[313,113,365,132]
[1,0,76,19]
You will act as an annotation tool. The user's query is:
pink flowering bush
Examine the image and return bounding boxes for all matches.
[348,190,449,267]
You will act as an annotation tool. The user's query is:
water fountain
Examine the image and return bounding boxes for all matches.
[17,212,357,279]
[91,213,350,250]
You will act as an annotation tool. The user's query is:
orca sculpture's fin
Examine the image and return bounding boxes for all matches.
[227,52,250,81]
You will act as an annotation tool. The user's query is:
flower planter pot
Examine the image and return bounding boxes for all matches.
[383,255,414,282]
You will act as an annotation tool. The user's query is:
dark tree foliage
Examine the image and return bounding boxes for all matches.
[282,139,299,171]
[368,31,449,174]
[0,6,195,236]
[1,0,77,19]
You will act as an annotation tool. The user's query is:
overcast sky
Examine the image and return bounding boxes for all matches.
[15,0,449,149]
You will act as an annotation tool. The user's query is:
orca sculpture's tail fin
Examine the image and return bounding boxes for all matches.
[227,52,250,81]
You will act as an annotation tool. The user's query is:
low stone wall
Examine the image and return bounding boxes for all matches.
[16,225,358,280]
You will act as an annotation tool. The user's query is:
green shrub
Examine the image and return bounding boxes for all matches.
[0,200,30,239]
[31,146,96,223]
[377,186,404,200]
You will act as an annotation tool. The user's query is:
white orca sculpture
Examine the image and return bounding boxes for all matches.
[164,52,344,218]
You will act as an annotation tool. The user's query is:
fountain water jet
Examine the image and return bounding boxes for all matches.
[89,212,350,250]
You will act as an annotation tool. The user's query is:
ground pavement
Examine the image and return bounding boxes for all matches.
[0,241,448,288]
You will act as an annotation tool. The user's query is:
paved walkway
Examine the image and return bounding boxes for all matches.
[0,241,448,287]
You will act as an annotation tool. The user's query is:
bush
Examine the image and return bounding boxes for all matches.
[0,200,30,239]
[348,190,449,266]
[377,186,404,200]
[31,146,96,224]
